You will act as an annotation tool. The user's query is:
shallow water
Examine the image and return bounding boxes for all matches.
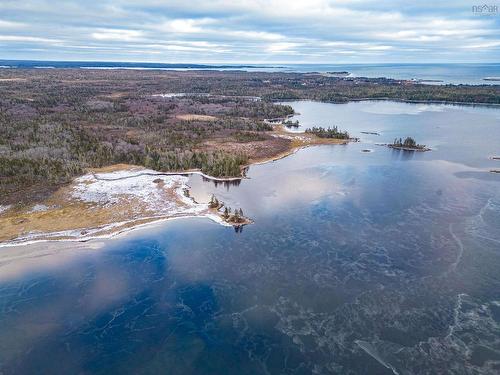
[1,101,500,374]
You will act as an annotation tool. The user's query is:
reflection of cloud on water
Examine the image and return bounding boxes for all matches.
[1,296,86,370]
[167,241,214,283]
[0,241,104,283]
[361,101,445,115]
[78,267,131,315]
[0,246,132,370]
[349,159,487,210]
[189,163,349,218]
[258,167,346,212]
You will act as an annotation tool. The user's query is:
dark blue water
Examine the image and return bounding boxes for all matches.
[2,60,500,85]
[1,101,499,374]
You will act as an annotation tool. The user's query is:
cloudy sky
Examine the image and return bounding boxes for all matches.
[0,0,499,63]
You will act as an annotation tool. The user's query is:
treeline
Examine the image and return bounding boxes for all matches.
[142,149,248,177]
[305,126,350,139]
[0,156,83,184]
[2,69,499,105]
[0,109,251,204]
[226,101,294,119]
[267,83,500,105]
[0,139,248,203]
[0,118,249,179]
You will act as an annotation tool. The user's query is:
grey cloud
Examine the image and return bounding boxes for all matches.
[0,0,498,63]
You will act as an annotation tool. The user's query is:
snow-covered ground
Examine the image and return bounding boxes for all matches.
[152,93,188,98]
[1,168,232,247]
[72,169,206,216]
[29,204,49,213]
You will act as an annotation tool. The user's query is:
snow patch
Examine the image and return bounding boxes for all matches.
[30,204,49,213]
[0,168,238,247]
[71,169,206,216]
[0,214,232,248]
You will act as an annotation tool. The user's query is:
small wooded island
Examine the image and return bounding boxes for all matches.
[305,126,352,140]
[208,195,253,229]
[388,137,430,151]
[283,119,300,128]
[327,71,350,76]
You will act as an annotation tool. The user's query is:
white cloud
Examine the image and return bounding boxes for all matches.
[461,40,500,49]
[0,0,498,62]
[158,18,215,33]
[364,45,393,51]
[143,43,228,53]
[229,30,284,41]
[91,28,143,41]
[0,35,60,43]
[266,42,300,53]
[0,19,25,28]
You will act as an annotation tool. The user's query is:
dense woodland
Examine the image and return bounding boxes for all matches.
[1,68,499,205]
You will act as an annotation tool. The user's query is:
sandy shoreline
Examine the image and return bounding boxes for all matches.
[0,213,229,249]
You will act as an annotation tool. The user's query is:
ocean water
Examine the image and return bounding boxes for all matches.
[1,60,500,85]
[1,101,500,374]
[279,63,500,85]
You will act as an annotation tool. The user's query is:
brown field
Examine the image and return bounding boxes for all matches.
[176,114,218,121]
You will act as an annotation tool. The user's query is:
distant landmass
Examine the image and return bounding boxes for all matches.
[1,61,500,85]
[0,59,281,70]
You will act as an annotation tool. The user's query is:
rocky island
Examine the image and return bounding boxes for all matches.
[388,137,430,151]
[208,195,253,230]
